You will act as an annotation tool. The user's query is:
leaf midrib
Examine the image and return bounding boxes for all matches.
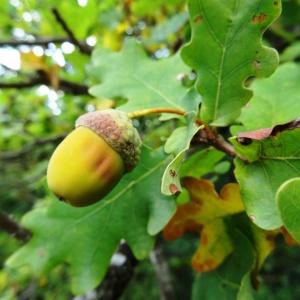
[60,156,170,233]
[198,0,265,122]
[133,75,182,109]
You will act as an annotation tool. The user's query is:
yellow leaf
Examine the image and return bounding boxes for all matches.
[164,178,244,240]
[47,65,60,90]
[192,219,233,272]
[251,225,276,270]
[21,51,47,72]
[21,52,61,89]
[103,30,123,51]
[164,178,244,272]
[39,275,48,287]
[116,21,130,34]
[96,99,115,110]
[0,271,8,290]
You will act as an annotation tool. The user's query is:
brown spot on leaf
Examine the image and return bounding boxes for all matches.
[244,76,255,87]
[193,258,216,272]
[193,15,203,24]
[169,184,179,195]
[169,169,177,178]
[253,60,261,70]
[185,221,203,233]
[273,0,279,6]
[201,233,208,245]
[252,13,267,24]
[163,225,184,240]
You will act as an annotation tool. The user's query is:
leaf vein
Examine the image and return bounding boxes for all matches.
[133,75,181,109]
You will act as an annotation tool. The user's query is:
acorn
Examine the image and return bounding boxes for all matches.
[47,109,141,207]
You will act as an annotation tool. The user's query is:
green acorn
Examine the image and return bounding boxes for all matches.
[47,109,141,207]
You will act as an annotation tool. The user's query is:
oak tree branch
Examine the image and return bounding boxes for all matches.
[0,133,67,161]
[95,243,138,300]
[51,8,92,55]
[0,37,89,48]
[0,72,89,95]
[0,211,32,242]
[150,239,175,300]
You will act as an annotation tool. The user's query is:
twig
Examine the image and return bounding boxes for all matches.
[0,37,89,48]
[95,243,138,300]
[0,211,31,242]
[150,239,175,300]
[0,73,89,95]
[207,133,237,158]
[59,78,89,95]
[0,76,44,89]
[51,8,92,55]
[196,124,247,162]
[0,133,67,161]
[127,108,244,161]
[0,63,18,72]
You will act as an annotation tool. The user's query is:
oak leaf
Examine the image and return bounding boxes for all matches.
[164,178,244,272]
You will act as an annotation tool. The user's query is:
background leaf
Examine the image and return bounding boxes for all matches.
[89,39,200,113]
[180,148,225,178]
[232,63,300,134]
[6,147,176,295]
[192,227,256,300]
[164,178,244,271]
[191,219,233,272]
[181,0,281,126]
[277,177,300,243]
[281,42,300,62]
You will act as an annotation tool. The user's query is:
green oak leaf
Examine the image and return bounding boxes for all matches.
[145,12,188,44]
[181,0,281,126]
[180,148,225,178]
[230,137,261,162]
[277,177,300,243]
[89,39,200,113]
[237,274,256,300]
[58,1,98,39]
[192,225,255,300]
[234,128,300,230]
[6,147,176,295]
[232,63,300,134]
[162,114,202,195]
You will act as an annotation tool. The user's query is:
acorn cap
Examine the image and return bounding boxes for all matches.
[75,109,141,171]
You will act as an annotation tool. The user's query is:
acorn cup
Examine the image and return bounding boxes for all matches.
[47,109,141,207]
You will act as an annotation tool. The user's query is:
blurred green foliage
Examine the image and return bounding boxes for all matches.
[0,0,299,298]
